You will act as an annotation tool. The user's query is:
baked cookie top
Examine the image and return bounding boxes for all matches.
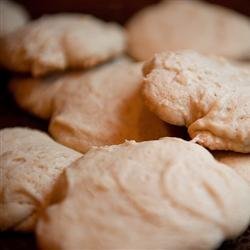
[126,0,250,60]
[0,14,126,76]
[0,127,81,231]
[0,0,29,35]
[143,51,250,152]
[10,59,180,153]
[214,151,250,184]
[36,138,250,250]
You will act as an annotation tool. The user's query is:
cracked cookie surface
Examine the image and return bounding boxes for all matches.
[143,51,250,152]
[0,127,81,231]
[10,59,178,153]
[37,138,250,250]
[0,14,126,76]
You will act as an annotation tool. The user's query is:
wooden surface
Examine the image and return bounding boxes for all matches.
[1,0,250,249]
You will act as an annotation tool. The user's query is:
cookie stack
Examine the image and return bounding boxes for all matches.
[1,1,250,250]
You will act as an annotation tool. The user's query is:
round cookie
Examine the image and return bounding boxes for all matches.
[36,138,250,250]
[0,127,82,231]
[214,152,250,185]
[0,14,126,76]
[10,59,179,153]
[126,0,250,61]
[0,0,29,35]
[143,51,250,153]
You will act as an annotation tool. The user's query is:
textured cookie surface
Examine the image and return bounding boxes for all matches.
[143,51,250,152]
[36,138,250,250]
[0,127,81,231]
[214,152,250,184]
[10,59,176,153]
[0,0,29,35]
[126,0,250,60]
[0,14,126,76]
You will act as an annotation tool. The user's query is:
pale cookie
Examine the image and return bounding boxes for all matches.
[143,51,250,152]
[126,0,250,61]
[0,14,126,76]
[36,138,250,250]
[10,59,177,153]
[214,152,250,185]
[0,0,29,35]
[0,127,81,231]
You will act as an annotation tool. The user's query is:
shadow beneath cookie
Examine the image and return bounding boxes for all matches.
[0,232,37,250]
[0,70,48,131]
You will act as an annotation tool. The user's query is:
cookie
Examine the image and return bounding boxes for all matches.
[10,59,178,153]
[0,127,81,231]
[0,14,126,76]
[214,152,250,184]
[143,51,250,152]
[0,0,29,35]
[126,0,250,60]
[36,138,250,250]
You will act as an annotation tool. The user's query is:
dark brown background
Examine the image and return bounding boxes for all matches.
[1,0,250,249]
[15,0,250,23]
